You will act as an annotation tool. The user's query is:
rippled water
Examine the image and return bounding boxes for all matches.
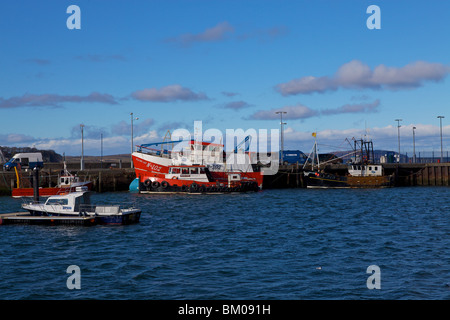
[0,187,448,300]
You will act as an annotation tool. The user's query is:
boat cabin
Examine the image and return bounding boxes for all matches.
[167,165,213,182]
[348,164,383,177]
[172,140,224,166]
[44,190,91,212]
[59,175,80,187]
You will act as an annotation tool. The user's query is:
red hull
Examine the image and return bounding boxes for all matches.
[12,182,92,198]
[139,176,260,193]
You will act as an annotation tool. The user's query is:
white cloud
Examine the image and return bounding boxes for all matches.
[0,133,36,144]
[237,25,289,42]
[0,92,118,109]
[131,85,209,102]
[321,99,380,115]
[111,118,154,136]
[276,60,450,95]
[249,104,319,120]
[248,100,381,120]
[165,21,234,47]
[221,91,239,97]
[165,21,288,47]
[222,101,252,111]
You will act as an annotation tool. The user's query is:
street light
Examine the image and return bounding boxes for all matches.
[275,111,287,164]
[281,122,287,163]
[395,119,402,163]
[437,116,444,163]
[130,113,139,168]
[412,126,416,164]
[80,124,85,170]
[100,133,103,169]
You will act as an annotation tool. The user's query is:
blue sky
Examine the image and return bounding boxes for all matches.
[1,0,449,156]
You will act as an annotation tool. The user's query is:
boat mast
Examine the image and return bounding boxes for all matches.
[162,130,172,158]
[312,132,320,170]
[314,133,320,170]
[353,137,375,165]
[303,132,320,171]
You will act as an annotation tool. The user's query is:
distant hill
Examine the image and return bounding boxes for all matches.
[0,146,63,163]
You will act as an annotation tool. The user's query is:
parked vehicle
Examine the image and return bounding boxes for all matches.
[281,150,307,165]
[3,153,44,170]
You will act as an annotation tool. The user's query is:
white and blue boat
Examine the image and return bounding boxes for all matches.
[21,187,141,225]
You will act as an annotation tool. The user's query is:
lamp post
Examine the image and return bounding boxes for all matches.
[437,116,444,163]
[130,113,139,168]
[395,119,402,163]
[80,124,85,171]
[100,133,103,169]
[412,126,416,164]
[281,122,287,163]
[275,111,287,164]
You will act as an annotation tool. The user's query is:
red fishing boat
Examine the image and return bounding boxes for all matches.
[131,138,263,193]
[4,153,92,198]
[12,171,92,198]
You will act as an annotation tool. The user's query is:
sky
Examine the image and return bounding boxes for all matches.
[1,0,449,156]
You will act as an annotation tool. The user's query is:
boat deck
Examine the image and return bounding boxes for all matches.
[0,212,97,226]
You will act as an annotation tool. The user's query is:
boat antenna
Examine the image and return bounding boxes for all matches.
[365,121,368,138]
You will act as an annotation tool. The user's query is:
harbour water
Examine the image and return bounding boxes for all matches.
[0,187,448,300]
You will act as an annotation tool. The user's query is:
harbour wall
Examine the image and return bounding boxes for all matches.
[1,162,449,195]
[262,163,450,188]
[0,162,136,196]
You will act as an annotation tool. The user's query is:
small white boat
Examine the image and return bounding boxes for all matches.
[21,187,141,225]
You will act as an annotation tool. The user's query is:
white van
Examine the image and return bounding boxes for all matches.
[3,153,44,170]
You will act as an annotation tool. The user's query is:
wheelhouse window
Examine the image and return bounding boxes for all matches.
[170,167,181,174]
[190,167,199,174]
[46,198,68,205]
[181,168,189,174]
